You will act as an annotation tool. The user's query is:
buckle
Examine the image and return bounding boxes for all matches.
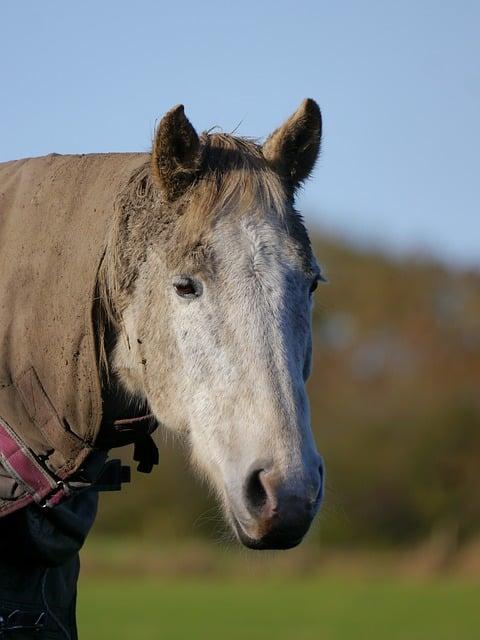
[93,459,131,491]
[37,480,70,509]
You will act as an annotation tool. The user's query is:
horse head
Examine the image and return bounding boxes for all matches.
[105,100,324,549]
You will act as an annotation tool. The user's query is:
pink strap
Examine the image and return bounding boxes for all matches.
[0,417,67,510]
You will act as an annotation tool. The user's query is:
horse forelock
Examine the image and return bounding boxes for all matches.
[173,132,314,269]
[181,133,286,236]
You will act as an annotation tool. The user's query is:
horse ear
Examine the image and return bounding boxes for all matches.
[262,98,322,192]
[151,104,201,200]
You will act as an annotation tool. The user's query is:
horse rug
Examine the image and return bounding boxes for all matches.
[0,152,148,517]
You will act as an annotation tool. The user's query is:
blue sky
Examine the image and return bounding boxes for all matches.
[1,1,478,267]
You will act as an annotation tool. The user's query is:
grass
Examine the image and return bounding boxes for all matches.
[77,577,479,640]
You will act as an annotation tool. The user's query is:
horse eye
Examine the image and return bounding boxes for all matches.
[309,279,319,295]
[174,278,201,299]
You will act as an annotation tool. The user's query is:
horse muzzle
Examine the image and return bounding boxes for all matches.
[229,460,324,550]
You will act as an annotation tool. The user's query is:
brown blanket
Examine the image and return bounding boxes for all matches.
[0,152,146,515]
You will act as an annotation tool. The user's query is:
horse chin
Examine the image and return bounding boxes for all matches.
[229,513,304,551]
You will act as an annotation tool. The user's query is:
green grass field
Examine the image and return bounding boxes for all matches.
[78,578,479,640]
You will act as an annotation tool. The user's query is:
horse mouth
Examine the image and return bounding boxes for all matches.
[230,514,305,551]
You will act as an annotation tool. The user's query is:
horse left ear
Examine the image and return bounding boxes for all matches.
[262,98,322,192]
[151,104,201,200]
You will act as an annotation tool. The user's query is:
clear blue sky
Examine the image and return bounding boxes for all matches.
[1,1,478,267]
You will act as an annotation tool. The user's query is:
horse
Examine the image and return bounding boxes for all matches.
[0,98,324,636]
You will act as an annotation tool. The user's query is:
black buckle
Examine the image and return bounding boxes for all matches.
[0,610,46,635]
[97,414,160,474]
[93,459,131,491]
[133,435,159,474]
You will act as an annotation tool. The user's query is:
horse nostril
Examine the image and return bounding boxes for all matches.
[315,459,325,504]
[244,468,268,513]
[319,460,324,483]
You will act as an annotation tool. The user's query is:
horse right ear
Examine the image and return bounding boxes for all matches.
[262,99,322,193]
[151,105,201,200]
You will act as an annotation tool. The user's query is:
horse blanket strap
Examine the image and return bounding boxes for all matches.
[0,417,68,514]
[97,414,160,474]
[0,417,131,517]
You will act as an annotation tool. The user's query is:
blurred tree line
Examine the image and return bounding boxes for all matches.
[94,233,480,548]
